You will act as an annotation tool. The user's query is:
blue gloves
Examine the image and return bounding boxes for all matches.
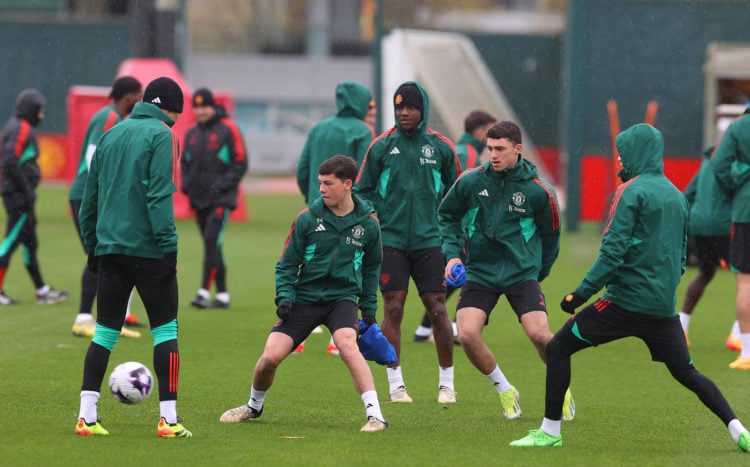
[445,262,466,288]
[358,318,398,365]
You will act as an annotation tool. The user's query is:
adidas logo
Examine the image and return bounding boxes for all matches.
[478,189,489,197]
[315,224,326,232]
[390,147,400,155]
[151,97,162,104]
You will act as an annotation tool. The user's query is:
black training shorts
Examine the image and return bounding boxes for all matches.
[456,279,547,323]
[379,246,446,294]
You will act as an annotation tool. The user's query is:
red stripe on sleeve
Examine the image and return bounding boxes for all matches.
[603,176,638,235]
[532,178,561,230]
[279,208,309,260]
[101,109,119,133]
[14,120,31,158]
[221,117,247,162]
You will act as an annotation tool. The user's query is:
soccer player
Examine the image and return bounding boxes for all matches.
[220,155,387,431]
[355,81,459,404]
[511,123,750,451]
[439,121,572,420]
[711,104,750,368]
[182,88,248,310]
[0,88,68,306]
[413,109,497,343]
[678,146,735,349]
[75,77,191,438]
[69,76,144,338]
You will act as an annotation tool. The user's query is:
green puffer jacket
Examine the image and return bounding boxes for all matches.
[355,81,460,250]
[275,194,382,318]
[575,124,688,317]
[79,102,179,259]
[439,158,560,289]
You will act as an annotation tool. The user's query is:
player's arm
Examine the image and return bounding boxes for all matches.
[146,130,178,253]
[358,215,382,319]
[296,138,312,203]
[353,142,381,208]
[274,210,309,305]
[438,177,468,261]
[216,120,248,192]
[533,179,562,282]
[711,129,738,194]
[79,148,100,252]
[0,124,32,194]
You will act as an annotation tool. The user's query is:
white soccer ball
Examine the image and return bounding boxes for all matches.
[108,361,153,404]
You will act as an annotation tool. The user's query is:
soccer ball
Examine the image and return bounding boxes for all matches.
[109,361,153,404]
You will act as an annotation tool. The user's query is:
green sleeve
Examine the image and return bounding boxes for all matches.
[274,211,308,305]
[438,177,467,261]
[358,217,382,318]
[79,148,100,252]
[146,131,178,253]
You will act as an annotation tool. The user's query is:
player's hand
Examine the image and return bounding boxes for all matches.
[276,302,292,321]
[560,292,585,314]
[445,258,466,287]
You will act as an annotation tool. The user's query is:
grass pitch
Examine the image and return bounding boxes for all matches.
[0,185,747,466]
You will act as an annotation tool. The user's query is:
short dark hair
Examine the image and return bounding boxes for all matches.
[109,76,142,100]
[464,110,496,133]
[318,155,358,183]
[486,121,522,145]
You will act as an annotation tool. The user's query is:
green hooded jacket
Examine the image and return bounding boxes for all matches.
[575,124,688,317]
[69,104,122,201]
[355,81,460,250]
[296,81,373,205]
[275,194,382,318]
[455,131,484,170]
[438,158,560,289]
[711,110,750,223]
[79,102,179,259]
[683,147,731,236]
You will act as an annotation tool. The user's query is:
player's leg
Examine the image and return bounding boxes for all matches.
[70,199,98,336]
[379,247,412,401]
[0,198,26,304]
[511,281,553,362]
[679,235,719,342]
[729,224,750,366]
[191,208,213,308]
[209,207,230,307]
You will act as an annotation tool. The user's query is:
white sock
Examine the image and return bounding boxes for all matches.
[197,288,210,299]
[79,390,99,423]
[732,320,741,339]
[728,419,747,442]
[216,292,230,303]
[36,284,50,295]
[414,325,432,337]
[541,417,561,437]
[451,321,458,337]
[75,313,93,324]
[678,312,691,332]
[361,390,384,422]
[160,400,177,424]
[741,333,750,359]
[439,366,454,390]
[485,364,512,393]
[249,386,266,411]
[125,289,134,315]
[387,366,405,393]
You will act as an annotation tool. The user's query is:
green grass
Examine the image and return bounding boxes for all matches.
[0,185,747,466]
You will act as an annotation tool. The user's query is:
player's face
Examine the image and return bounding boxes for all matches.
[193,104,215,124]
[396,105,421,132]
[486,137,521,172]
[318,173,352,209]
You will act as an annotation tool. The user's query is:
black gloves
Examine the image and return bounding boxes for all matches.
[276,302,292,321]
[560,292,585,314]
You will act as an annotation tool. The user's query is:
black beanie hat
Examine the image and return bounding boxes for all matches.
[192,88,215,107]
[143,77,184,113]
[394,83,423,113]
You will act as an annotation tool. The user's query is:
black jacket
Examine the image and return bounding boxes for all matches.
[1,89,45,199]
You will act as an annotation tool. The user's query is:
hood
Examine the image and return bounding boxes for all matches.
[129,101,177,127]
[335,81,371,120]
[393,81,429,135]
[485,156,538,181]
[14,89,45,127]
[309,193,374,227]
[615,123,664,182]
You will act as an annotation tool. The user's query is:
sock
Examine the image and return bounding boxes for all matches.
[249,386,266,411]
[197,288,210,299]
[485,364,512,393]
[728,419,747,442]
[414,325,432,338]
[387,366,405,393]
[361,390,384,422]
[451,321,458,338]
[732,321,741,339]
[541,417,561,437]
[740,333,750,359]
[678,312,690,332]
[439,366,454,390]
[160,400,177,424]
[215,291,230,304]
[75,313,93,324]
[79,390,100,423]
[36,284,50,296]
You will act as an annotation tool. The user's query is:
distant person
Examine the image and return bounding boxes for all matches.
[294,80,373,355]
[220,156,388,432]
[70,76,144,339]
[438,121,572,421]
[413,109,497,343]
[356,81,459,404]
[678,146,737,349]
[511,123,749,451]
[712,104,750,369]
[182,88,248,310]
[75,77,191,438]
[0,88,68,306]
